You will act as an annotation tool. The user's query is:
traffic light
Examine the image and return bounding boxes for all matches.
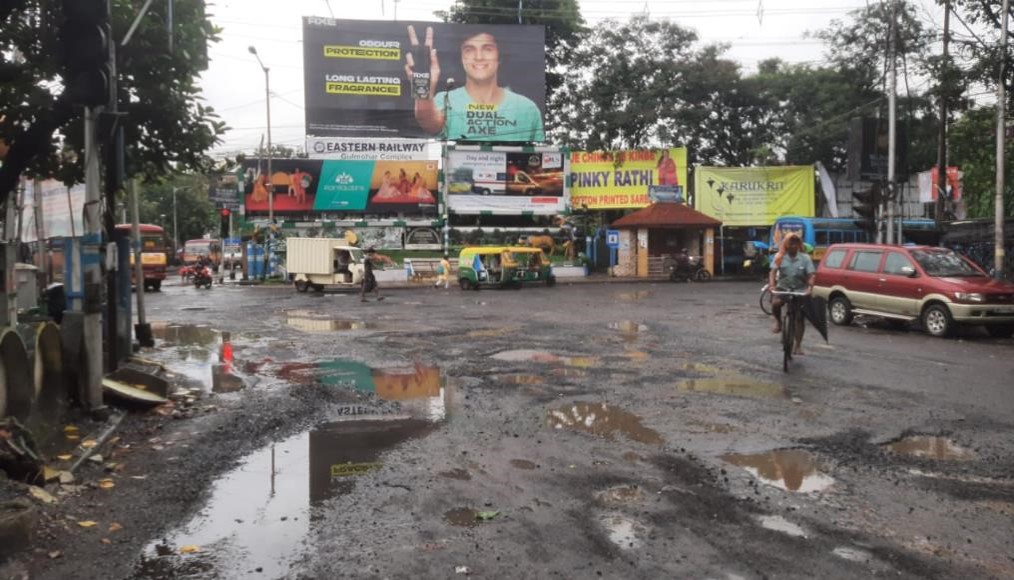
[853,184,881,238]
[61,0,111,106]
[220,208,231,218]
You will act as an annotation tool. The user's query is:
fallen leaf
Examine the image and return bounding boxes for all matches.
[81,439,98,449]
[108,436,121,446]
[43,467,60,482]
[108,522,123,533]
[48,551,62,559]
[475,510,500,521]
[65,435,80,442]
[151,445,165,451]
[88,454,104,463]
[63,425,79,435]
[100,538,111,545]
[179,545,200,554]
[56,454,73,461]
[59,471,75,484]
[77,520,98,528]
[29,486,58,504]
[98,478,115,490]
[130,475,148,480]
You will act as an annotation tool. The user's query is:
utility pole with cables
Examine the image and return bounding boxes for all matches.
[935,0,951,226]
[885,0,898,245]
[996,0,1010,278]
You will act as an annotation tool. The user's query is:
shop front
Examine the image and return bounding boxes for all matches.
[610,203,721,278]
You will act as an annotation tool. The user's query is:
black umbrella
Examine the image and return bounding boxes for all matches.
[802,296,830,343]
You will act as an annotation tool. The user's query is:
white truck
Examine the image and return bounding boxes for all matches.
[286,238,365,292]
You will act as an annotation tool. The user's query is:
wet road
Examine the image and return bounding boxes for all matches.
[31,278,1014,579]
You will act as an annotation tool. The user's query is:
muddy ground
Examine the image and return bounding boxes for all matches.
[3,277,1014,579]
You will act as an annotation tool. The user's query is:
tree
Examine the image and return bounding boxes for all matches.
[0,0,227,187]
[138,173,217,246]
[949,106,1014,218]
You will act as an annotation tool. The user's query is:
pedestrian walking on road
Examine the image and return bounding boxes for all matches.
[434,254,451,289]
[361,247,394,302]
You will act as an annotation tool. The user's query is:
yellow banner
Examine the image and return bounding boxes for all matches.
[693,166,814,226]
[570,148,688,210]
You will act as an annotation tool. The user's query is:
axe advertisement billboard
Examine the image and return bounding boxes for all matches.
[302,17,546,142]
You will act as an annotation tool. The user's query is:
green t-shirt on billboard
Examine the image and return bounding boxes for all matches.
[435,87,544,142]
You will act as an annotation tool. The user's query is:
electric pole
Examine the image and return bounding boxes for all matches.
[935,0,951,226]
[997,0,1010,279]
[886,0,898,245]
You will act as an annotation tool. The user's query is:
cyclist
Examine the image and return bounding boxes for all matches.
[769,233,816,355]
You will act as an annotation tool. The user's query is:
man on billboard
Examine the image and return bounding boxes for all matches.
[404,25,544,142]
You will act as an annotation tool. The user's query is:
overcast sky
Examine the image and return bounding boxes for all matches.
[203,0,948,157]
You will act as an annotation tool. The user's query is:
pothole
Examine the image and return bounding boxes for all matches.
[438,468,472,481]
[491,350,600,367]
[547,402,663,446]
[883,436,975,460]
[599,514,643,550]
[832,546,873,563]
[495,374,545,386]
[132,417,438,579]
[509,459,537,470]
[285,316,378,333]
[721,450,834,493]
[595,485,644,506]
[758,515,807,537]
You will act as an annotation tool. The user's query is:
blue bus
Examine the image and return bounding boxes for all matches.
[770,216,940,262]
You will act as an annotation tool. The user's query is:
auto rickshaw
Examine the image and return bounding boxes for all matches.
[457,246,556,290]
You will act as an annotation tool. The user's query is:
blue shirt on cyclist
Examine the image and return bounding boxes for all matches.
[775,253,815,291]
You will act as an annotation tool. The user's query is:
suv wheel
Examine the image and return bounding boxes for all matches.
[922,304,954,338]
[829,296,853,326]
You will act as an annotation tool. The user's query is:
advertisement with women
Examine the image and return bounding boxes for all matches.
[570,148,688,210]
[302,17,546,141]
[241,159,437,215]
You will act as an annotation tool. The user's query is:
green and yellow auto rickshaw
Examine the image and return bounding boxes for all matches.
[457,246,556,290]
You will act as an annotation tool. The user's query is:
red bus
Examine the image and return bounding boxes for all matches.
[116,223,169,291]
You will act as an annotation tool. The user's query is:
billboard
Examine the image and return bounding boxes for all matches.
[570,149,688,210]
[302,17,546,142]
[241,158,438,215]
[446,148,566,215]
[20,181,86,241]
[307,137,430,161]
[694,166,815,227]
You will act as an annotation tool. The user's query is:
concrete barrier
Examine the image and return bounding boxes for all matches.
[0,329,32,421]
[552,265,588,279]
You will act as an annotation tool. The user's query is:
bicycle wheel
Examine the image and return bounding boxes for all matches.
[782,309,794,373]
[760,287,772,316]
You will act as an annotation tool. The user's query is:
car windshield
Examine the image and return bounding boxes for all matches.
[910,250,984,277]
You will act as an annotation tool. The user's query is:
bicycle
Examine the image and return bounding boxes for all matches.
[759,284,772,315]
[772,290,808,373]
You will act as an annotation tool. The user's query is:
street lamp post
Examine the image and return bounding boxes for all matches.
[172,187,179,252]
[249,45,273,280]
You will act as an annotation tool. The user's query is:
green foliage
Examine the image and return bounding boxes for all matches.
[138,174,217,246]
[949,106,1014,218]
[0,0,226,184]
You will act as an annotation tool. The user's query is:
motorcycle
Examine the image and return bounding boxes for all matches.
[668,255,711,283]
[193,265,213,289]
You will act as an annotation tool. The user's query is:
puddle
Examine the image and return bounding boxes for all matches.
[152,326,250,393]
[595,485,644,506]
[551,367,590,378]
[133,417,438,579]
[615,291,652,301]
[444,507,479,528]
[547,402,663,446]
[439,468,472,481]
[277,361,448,421]
[466,326,521,338]
[495,374,545,385]
[152,322,220,347]
[833,546,873,563]
[721,450,834,493]
[679,361,723,374]
[676,376,786,399]
[883,436,975,460]
[599,514,642,550]
[286,316,377,333]
[492,349,600,368]
[758,515,807,537]
[509,459,537,470]
[608,321,648,340]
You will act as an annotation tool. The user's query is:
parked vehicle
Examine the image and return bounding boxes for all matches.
[193,264,213,289]
[772,216,939,263]
[286,238,365,292]
[813,243,1014,338]
[667,254,711,283]
[457,246,555,290]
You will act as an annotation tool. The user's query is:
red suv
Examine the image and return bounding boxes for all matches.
[813,244,1014,338]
